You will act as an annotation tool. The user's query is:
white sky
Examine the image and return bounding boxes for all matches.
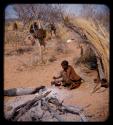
[5,4,109,19]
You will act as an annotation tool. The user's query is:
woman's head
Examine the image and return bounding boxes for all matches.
[61,60,69,70]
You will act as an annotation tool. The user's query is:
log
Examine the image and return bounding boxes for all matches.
[4,86,45,96]
[96,57,108,87]
[8,91,51,121]
[48,97,88,122]
[47,104,64,121]
[61,105,88,122]
[48,97,81,113]
[48,97,63,107]
[41,99,64,121]
[96,57,105,81]
[79,111,88,122]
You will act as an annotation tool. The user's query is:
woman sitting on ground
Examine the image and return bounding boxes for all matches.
[51,60,84,89]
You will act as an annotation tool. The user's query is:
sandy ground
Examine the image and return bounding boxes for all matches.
[4,36,109,121]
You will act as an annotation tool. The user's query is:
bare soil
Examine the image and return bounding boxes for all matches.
[4,36,109,121]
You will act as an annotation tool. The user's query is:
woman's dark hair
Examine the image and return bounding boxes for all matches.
[61,60,68,66]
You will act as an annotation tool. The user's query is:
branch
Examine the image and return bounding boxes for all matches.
[41,99,64,121]
[48,97,88,122]
[4,86,46,96]
[8,91,51,121]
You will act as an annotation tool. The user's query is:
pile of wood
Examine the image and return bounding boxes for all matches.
[65,18,109,85]
[4,86,88,121]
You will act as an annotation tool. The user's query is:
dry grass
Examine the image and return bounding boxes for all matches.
[71,18,109,82]
[57,23,71,42]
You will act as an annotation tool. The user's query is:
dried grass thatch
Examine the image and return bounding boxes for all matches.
[71,18,109,82]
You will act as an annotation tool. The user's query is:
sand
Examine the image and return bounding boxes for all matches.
[4,36,109,121]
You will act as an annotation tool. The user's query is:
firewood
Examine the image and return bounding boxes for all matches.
[60,105,88,122]
[8,91,51,121]
[47,97,88,122]
[4,86,46,96]
[41,98,64,121]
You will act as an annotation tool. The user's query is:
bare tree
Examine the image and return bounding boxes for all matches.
[13,4,65,25]
[95,5,109,30]
[80,4,109,30]
[80,4,96,19]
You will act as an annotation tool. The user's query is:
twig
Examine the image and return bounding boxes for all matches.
[91,83,101,94]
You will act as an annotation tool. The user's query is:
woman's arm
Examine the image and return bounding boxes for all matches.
[53,71,62,79]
